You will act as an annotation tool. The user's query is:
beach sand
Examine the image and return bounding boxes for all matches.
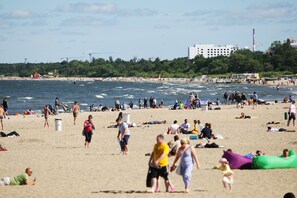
[0,103,296,198]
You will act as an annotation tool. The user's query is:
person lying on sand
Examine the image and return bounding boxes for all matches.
[235,112,251,119]
[143,120,167,125]
[0,131,20,137]
[266,121,281,125]
[0,144,8,151]
[267,126,296,132]
[195,141,223,148]
[0,167,36,186]
[107,123,137,128]
[244,150,265,159]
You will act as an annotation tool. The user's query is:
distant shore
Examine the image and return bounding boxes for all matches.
[0,76,296,87]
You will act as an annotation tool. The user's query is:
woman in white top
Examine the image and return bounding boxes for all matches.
[287,100,296,127]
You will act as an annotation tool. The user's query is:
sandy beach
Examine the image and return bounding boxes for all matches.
[0,103,297,198]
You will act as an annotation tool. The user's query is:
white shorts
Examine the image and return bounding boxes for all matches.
[223,176,234,184]
[0,177,10,185]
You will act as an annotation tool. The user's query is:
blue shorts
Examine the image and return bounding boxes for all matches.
[122,135,130,145]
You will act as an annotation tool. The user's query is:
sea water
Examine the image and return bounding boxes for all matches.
[0,80,295,114]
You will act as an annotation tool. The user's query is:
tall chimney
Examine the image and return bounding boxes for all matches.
[253,28,256,52]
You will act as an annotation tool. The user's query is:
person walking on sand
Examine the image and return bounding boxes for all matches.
[83,115,95,148]
[116,118,131,155]
[0,105,4,130]
[171,138,199,193]
[43,105,52,128]
[215,158,234,192]
[287,100,296,127]
[2,97,8,118]
[252,92,258,108]
[72,101,80,125]
[0,167,36,186]
[147,134,174,193]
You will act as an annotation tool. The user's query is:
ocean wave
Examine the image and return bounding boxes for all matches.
[95,95,104,98]
[18,97,33,100]
[80,103,88,106]
[123,94,134,99]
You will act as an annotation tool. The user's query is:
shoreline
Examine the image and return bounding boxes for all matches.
[0,76,296,87]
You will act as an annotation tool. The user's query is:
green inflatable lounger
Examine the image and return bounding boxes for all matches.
[253,150,297,169]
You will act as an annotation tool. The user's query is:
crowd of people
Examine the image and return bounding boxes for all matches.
[0,91,296,196]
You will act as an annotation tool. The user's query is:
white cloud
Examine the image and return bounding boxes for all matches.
[61,16,116,27]
[56,3,158,17]
[118,8,158,17]
[153,25,170,30]
[183,2,297,26]
[57,3,116,14]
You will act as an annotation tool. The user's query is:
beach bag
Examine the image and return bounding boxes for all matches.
[82,128,86,136]
[176,164,182,175]
[146,167,152,187]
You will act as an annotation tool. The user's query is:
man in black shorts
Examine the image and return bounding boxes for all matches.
[147,135,173,193]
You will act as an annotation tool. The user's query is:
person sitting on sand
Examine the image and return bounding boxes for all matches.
[191,120,199,134]
[282,149,289,158]
[167,120,179,134]
[197,120,204,134]
[168,135,181,157]
[267,126,296,132]
[143,120,167,125]
[24,109,35,115]
[214,158,234,192]
[235,112,251,119]
[0,131,20,137]
[0,167,36,186]
[179,119,191,134]
[199,123,213,139]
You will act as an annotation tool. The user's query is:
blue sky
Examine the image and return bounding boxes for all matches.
[0,0,296,63]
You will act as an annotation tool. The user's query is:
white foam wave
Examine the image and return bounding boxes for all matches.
[18,97,33,100]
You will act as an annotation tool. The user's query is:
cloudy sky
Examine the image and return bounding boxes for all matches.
[0,0,296,63]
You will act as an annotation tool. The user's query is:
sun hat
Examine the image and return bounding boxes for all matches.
[219,158,229,163]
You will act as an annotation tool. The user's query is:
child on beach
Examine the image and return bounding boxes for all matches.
[215,158,234,192]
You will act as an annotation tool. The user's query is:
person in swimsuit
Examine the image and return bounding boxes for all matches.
[267,126,296,132]
[72,101,80,125]
[0,105,5,130]
[43,105,52,128]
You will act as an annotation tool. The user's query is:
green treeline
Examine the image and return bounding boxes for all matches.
[1,39,297,78]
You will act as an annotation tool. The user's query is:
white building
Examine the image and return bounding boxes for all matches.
[291,42,297,50]
[188,44,239,59]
